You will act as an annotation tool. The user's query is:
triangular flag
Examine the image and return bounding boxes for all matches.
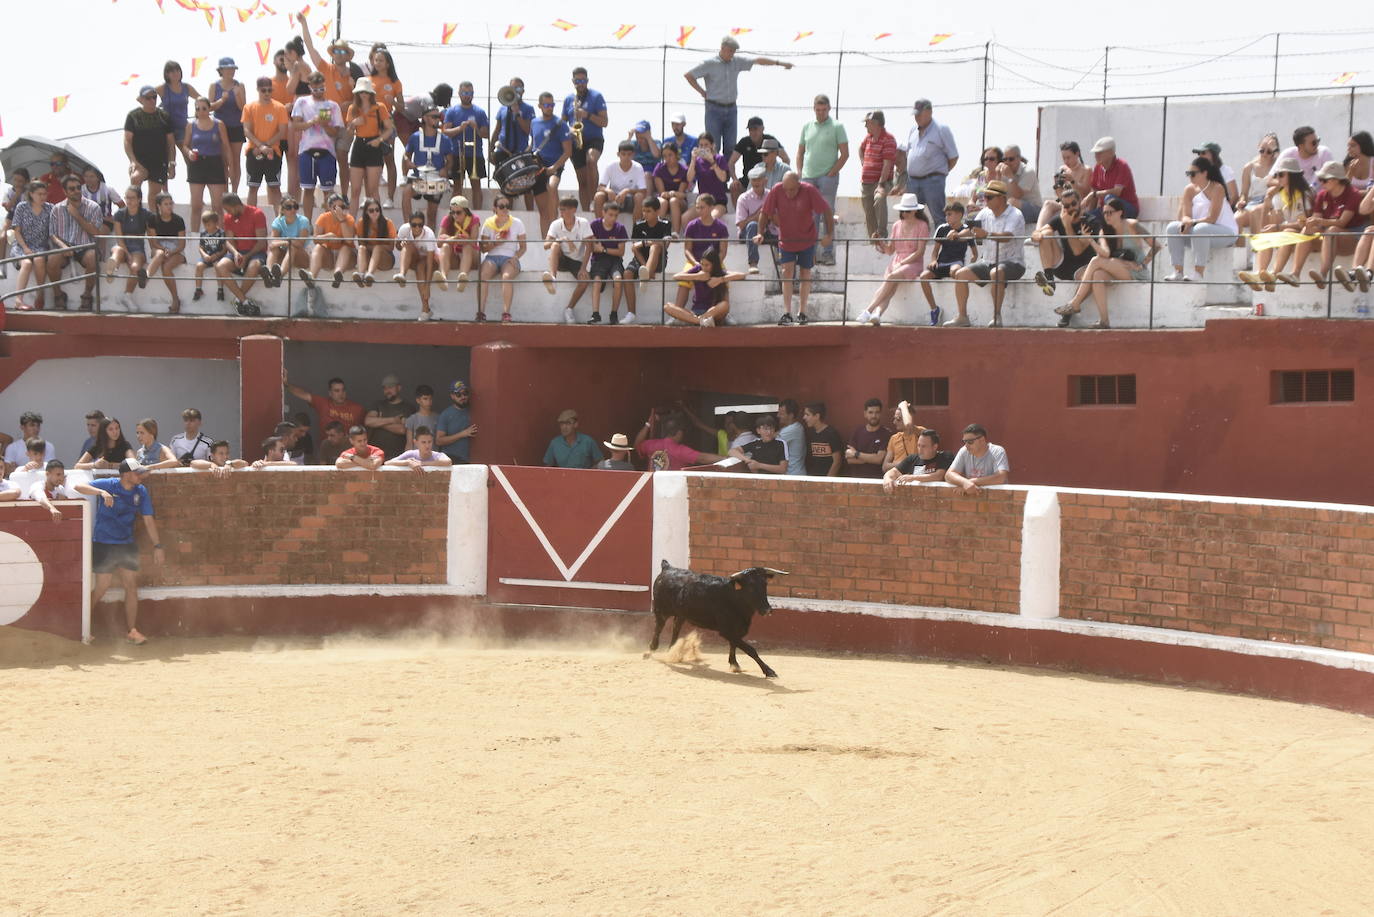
[156,0,165,10]
[504,24,523,39]
[315,18,330,38]
[676,25,695,47]
[255,38,271,64]
[260,2,275,11]
[551,18,576,31]
[53,95,70,113]
[172,0,198,10]
[218,5,227,31]
[119,73,141,85]
[1333,71,1356,85]
[191,56,207,77]
[202,7,214,26]
[0,114,5,138]
[874,32,892,40]
[929,33,952,45]
[441,22,459,44]
[613,24,634,40]
[793,31,813,42]
[730,27,751,36]
[236,6,252,22]
[298,2,308,16]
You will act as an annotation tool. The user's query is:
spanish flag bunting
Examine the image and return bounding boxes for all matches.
[315,18,330,38]
[551,19,576,31]
[119,73,141,85]
[317,0,326,6]
[441,22,459,44]
[504,24,523,39]
[236,6,253,22]
[613,24,635,40]
[793,31,813,42]
[256,38,272,64]
[218,5,227,31]
[297,3,308,17]
[1333,71,1356,85]
[53,95,70,113]
[260,2,275,12]
[155,0,165,10]
[202,7,214,26]
[874,32,892,40]
[191,56,207,77]
[929,33,952,45]
[0,114,5,138]
[730,28,751,36]
[676,25,695,47]
[172,0,199,10]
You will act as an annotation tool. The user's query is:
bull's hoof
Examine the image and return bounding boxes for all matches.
[642,651,653,659]
[730,664,742,674]
[763,669,778,679]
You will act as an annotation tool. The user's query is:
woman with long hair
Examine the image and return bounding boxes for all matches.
[183,96,231,234]
[2,180,53,310]
[1237,133,1279,234]
[76,417,136,470]
[960,146,1003,210]
[346,78,394,214]
[1053,197,1157,329]
[147,192,188,313]
[664,248,741,327]
[652,142,690,233]
[104,186,151,309]
[1163,156,1238,282]
[477,194,527,323]
[856,194,930,326]
[353,197,394,285]
[1239,157,1309,291]
[134,418,180,470]
[280,38,313,201]
[1344,131,1374,191]
[1056,141,1093,199]
[367,48,404,205]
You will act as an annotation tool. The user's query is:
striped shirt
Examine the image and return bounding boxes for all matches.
[859,130,898,183]
[50,196,104,247]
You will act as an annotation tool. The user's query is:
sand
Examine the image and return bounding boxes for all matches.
[3,624,1374,916]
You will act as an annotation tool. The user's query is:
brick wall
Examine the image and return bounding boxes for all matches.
[1059,492,1374,654]
[687,476,1025,614]
[141,471,449,586]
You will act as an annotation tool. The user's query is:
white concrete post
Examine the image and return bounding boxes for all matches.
[446,464,489,594]
[1019,487,1061,620]
[651,472,690,583]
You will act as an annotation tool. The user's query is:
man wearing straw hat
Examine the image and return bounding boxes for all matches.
[597,433,636,471]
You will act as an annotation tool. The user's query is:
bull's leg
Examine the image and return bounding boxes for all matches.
[668,617,687,646]
[727,642,741,674]
[729,638,777,678]
[649,614,669,652]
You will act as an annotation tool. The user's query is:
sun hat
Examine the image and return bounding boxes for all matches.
[603,433,632,451]
[894,193,926,212]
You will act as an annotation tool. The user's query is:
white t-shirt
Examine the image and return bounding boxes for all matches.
[546,216,593,260]
[291,96,343,153]
[396,223,437,254]
[4,440,56,467]
[25,480,81,501]
[600,160,647,193]
[973,205,1027,266]
[480,216,526,259]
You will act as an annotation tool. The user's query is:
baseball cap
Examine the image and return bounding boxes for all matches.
[748,164,766,179]
[138,85,157,98]
[449,195,471,209]
[1192,141,1221,155]
[670,112,687,125]
[634,120,651,133]
[381,373,401,387]
[450,380,471,394]
[218,56,237,69]
[118,458,144,474]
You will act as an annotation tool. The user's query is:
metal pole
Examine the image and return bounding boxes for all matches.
[660,42,667,141]
[1350,86,1357,137]
[1102,46,1109,105]
[980,42,990,151]
[835,48,845,116]
[1272,33,1279,97]
[1148,239,1155,330]
[335,0,342,40]
[1158,96,1168,195]
[841,239,849,325]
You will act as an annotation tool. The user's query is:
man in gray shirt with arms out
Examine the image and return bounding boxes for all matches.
[944,423,1010,496]
[776,398,807,477]
[684,35,793,155]
[894,98,959,215]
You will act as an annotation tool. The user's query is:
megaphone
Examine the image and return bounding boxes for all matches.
[496,85,519,107]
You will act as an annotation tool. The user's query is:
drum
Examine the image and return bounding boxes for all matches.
[407,168,451,198]
[493,152,542,196]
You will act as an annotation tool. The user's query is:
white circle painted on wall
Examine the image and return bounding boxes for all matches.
[0,531,45,626]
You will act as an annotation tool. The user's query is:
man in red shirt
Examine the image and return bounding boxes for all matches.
[284,371,366,437]
[1297,160,1367,289]
[335,425,385,470]
[41,153,77,202]
[858,111,898,241]
[1084,136,1139,219]
[754,171,833,325]
[214,192,269,315]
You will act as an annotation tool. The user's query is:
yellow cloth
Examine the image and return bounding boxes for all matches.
[1249,231,1319,252]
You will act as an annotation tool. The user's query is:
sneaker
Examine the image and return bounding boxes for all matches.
[417,312,432,322]
[868,312,881,327]
[796,312,809,325]
[456,271,469,293]
[244,298,261,316]
[192,288,204,302]
[699,315,715,328]
[1309,270,1326,290]
[1163,271,1185,282]
[1034,270,1056,295]
[297,267,316,289]
[364,273,376,287]
[1334,267,1355,292]
[563,307,576,324]
[136,267,148,289]
[586,312,602,324]
[216,285,225,302]
[987,316,1003,328]
[929,307,942,326]
[1259,271,1277,292]
[1276,272,1299,287]
[352,271,366,288]
[855,308,873,325]
[393,272,406,287]
[333,270,344,289]
[1355,267,1372,293]
[116,294,134,311]
[542,271,556,294]
[747,264,759,274]
[270,263,283,283]
[1238,270,1262,292]
[943,316,972,327]
[431,269,448,291]
[777,313,794,326]
[608,311,619,325]
[621,311,636,325]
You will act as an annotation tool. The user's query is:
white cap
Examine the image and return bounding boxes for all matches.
[1091,136,1116,153]
[670,112,687,125]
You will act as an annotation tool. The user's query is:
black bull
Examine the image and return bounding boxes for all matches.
[648,560,790,677]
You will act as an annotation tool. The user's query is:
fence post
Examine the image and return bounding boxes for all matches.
[660,42,667,143]
[980,41,990,152]
[1272,33,1280,97]
[1102,46,1109,105]
[1350,86,1356,137]
[835,47,845,116]
[1158,96,1168,195]
[334,0,342,40]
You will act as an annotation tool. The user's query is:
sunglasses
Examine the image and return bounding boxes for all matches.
[573,78,588,84]
[410,223,424,229]
[961,435,983,445]
[1260,147,1279,154]
[1185,169,1199,176]
[540,102,554,108]
[983,155,1000,162]
[365,206,381,212]
[331,48,348,55]
[283,203,299,209]
[495,203,510,209]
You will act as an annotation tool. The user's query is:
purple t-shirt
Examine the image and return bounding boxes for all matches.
[691,152,729,200]
[684,217,729,260]
[590,218,628,257]
[682,264,724,314]
[653,161,689,193]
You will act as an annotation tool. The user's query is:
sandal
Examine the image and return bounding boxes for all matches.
[1089,320,1111,329]
[52,290,68,310]
[1053,304,1080,317]
[1057,313,1073,328]
[474,311,486,323]
[169,300,181,314]
[79,293,94,311]
[14,299,35,311]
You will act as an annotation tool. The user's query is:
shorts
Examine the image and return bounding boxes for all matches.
[92,541,140,573]
[299,149,338,189]
[135,156,170,185]
[246,153,283,187]
[531,163,564,197]
[225,123,246,144]
[152,238,185,256]
[349,137,386,169]
[555,253,583,276]
[450,155,488,180]
[570,137,604,169]
[588,253,623,280]
[486,254,518,271]
[929,261,962,279]
[1048,251,1092,281]
[52,243,97,262]
[233,250,268,275]
[965,260,1027,285]
[198,249,228,267]
[779,245,816,269]
[188,154,227,186]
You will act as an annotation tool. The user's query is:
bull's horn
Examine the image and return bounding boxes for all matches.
[727,569,751,581]
[762,568,791,576]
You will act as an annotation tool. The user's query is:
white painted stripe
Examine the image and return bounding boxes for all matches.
[497,578,649,592]
[564,474,651,579]
[491,465,575,580]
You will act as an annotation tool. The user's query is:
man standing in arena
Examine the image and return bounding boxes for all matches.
[89,459,165,646]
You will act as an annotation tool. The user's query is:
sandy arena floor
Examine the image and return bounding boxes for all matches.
[2,625,1373,916]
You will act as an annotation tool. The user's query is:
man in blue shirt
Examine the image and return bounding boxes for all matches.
[896,98,960,216]
[442,81,490,208]
[543,408,602,468]
[561,66,608,210]
[435,379,476,463]
[88,458,165,646]
[491,77,536,209]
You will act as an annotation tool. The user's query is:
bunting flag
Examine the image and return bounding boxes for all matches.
[297,2,308,16]
[441,22,459,44]
[929,33,952,45]
[676,25,695,47]
[172,0,200,9]
[504,24,523,39]
[0,114,5,138]
[191,56,207,77]
[236,6,253,22]
[217,5,226,31]
[874,32,892,40]
[255,38,272,64]
[155,0,165,10]
[202,7,214,26]
[119,73,141,85]
[1333,71,1356,85]
[314,18,330,38]
[613,24,635,40]
[793,31,813,42]
[261,2,275,12]
[551,19,576,31]
[730,28,751,36]
[53,96,70,113]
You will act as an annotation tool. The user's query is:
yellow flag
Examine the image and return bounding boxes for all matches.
[504,24,523,39]
[442,22,459,44]
[730,28,751,36]
[256,38,272,64]
[874,32,892,40]
[676,25,695,47]
[53,95,70,113]
[793,31,813,42]
[613,24,635,40]
[191,56,207,77]
[1333,71,1356,85]
[929,33,952,45]
[552,18,576,31]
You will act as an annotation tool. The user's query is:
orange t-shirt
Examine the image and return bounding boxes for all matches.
[270,73,294,106]
[242,99,289,151]
[315,210,357,250]
[371,76,402,112]
[885,427,927,465]
[320,62,353,107]
[357,217,397,246]
[346,103,386,140]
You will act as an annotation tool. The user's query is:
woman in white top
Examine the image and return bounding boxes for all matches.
[1163,157,1238,282]
[477,195,527,323]
[394,211,443,321]
[1236,133,1279,235]
[1344,131,1374,192]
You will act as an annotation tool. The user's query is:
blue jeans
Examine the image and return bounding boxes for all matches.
[742,221,760,265]
[704,102,738,156]
[808,174,839,256]
[909,173,947,215]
